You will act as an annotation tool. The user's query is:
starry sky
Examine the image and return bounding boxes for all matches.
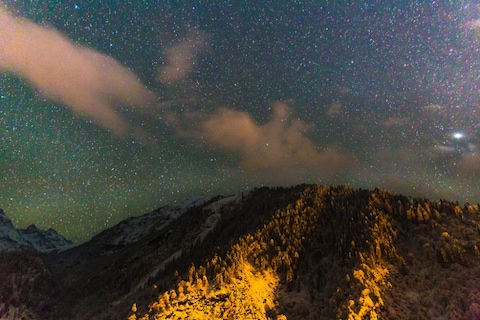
[1,1,480,243]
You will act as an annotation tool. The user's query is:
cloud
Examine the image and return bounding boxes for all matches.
[350,142,480,202]
[466,19,480,30]
[0,8,155,136]
[326,102,342,116]
[456,153,480,179]
[337,86,352,95]
[380,116,410,127]
[198,102,353,179]
[423,104,444,112]
[157,29,207,85]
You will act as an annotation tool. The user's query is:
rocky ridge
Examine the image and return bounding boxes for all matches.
[0,208,73,253]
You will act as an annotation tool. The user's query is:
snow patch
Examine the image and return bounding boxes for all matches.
[91,195,207,254]
[205,194,241,213]
[198,194,242,242]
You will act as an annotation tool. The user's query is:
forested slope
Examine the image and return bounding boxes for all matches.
[129,185,480,320]
[2,184,479,319]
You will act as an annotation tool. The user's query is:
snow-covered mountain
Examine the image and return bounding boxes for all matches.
[0,208,73,253]
[84,195,207,255]
[0,194,230,256]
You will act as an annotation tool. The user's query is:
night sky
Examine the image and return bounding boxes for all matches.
[2,1,480,243]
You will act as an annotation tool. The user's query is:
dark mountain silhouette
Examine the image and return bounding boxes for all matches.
[1,185,479,319]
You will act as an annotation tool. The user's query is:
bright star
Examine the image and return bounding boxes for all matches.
[452,132,464,139]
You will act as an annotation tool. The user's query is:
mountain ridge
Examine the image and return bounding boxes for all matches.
[127,185,480,320]
[1,184,480,319]
[0,208,73,253]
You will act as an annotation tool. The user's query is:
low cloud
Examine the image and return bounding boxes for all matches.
[380,116,410,127]
[0,8,155,136]
[456,153,480,179]
[352,143,480,202]
[157,29,207,85]
[199,102,353,178]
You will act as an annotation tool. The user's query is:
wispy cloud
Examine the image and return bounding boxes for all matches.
[457,153,480,178]
[466,19,480,30]
[157,29,207,85]
[326,102,342,116]
[380,116,410,127]
[198,102,354,179]
[0,8,155,136]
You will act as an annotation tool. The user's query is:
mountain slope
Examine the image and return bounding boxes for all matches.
[0,251,65,319]
[127,185,480,320]
[43,193,243,320]
[1,185,479,319]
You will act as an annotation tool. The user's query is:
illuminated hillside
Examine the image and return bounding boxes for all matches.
[1,185,479,319]
[127,185,480,319]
